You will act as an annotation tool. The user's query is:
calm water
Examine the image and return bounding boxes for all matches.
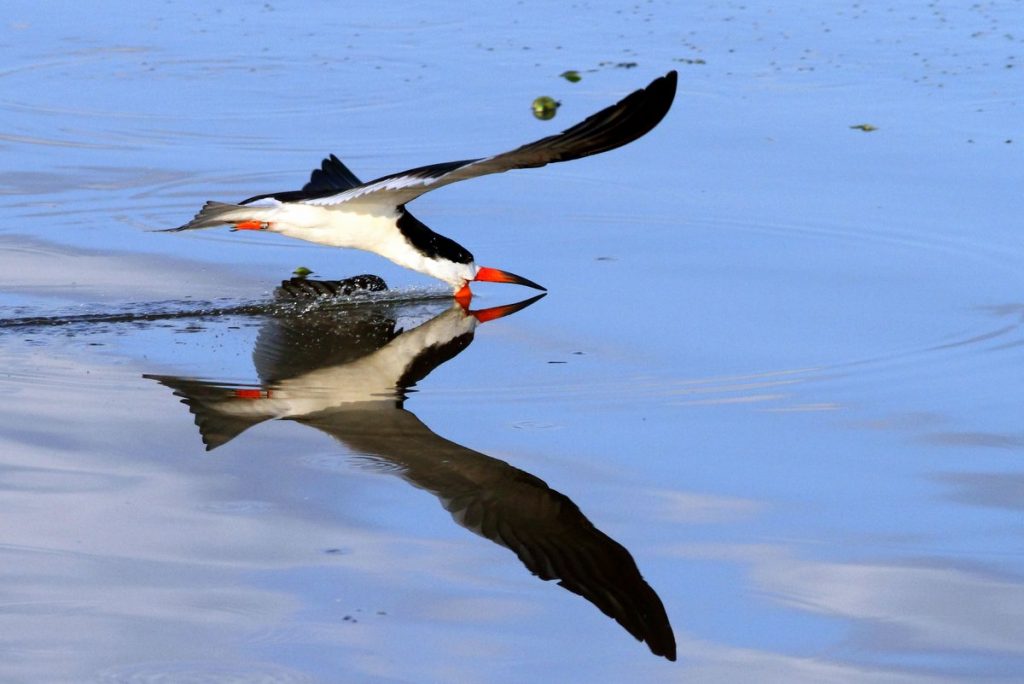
[2,1,1023,682]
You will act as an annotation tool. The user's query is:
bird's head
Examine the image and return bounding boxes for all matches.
[454,266,546,306]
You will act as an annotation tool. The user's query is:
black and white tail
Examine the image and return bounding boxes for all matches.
[160,201,271,232]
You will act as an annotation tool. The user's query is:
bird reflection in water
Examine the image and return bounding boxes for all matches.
[145,278,676,660]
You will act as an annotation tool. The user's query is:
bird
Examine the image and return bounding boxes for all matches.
[164,71,678,303]
[144,288,676,660]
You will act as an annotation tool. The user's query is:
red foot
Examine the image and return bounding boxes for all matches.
[454,284,472,309]
[234,388,271,399]
[234,220,264,230]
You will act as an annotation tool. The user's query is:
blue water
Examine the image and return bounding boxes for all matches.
[1,1,1023,682]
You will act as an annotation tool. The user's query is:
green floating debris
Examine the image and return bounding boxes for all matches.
[532,96,560,121]
[560,70,582,83]
[292,266,313,278]
[850,123,878,132]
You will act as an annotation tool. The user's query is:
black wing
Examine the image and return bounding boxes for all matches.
[241,153,364,205]
[300,70,678,208]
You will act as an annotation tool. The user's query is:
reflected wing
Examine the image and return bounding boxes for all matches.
[297,71,677,208]
[304,408,677,660]
[251,304,399,383]
[145,296,544,450]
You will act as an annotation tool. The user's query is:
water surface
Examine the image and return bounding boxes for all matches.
[1,1,1023,682]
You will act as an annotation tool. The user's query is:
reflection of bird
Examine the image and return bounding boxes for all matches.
[164,71,677,302]
[145,291,676,660]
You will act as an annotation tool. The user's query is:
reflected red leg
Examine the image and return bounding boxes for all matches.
[454,283,472,308]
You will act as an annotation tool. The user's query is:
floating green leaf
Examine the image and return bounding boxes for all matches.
[532,96,560,120]
[849,123,878,132]
[560,70,582,83]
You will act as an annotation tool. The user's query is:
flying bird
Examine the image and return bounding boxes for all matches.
[165,71,678,302]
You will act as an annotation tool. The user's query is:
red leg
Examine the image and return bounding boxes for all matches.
[234,389,265,399]
[454,283,472,308]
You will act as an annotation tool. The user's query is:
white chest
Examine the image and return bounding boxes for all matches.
[262,203,475,287]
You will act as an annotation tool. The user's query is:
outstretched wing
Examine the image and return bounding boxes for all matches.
[301,70,678,208]
[241,153,364,205]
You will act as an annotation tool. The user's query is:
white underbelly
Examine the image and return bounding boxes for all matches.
[270,205,401,251]
[255,203,475,287]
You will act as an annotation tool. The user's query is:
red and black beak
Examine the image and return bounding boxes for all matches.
[473,267,546,292]
[454,266,545,306]
[469,292,547,323]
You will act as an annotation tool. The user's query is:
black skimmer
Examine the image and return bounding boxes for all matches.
[164,71,678,303]
[145,289,676,660]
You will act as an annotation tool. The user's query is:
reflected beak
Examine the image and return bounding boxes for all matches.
[470,293,547,323]
[474,266,546,292]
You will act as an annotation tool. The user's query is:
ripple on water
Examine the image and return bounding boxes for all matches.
[0,465,134,495]
[244,618,372,647]
[0,45,418,154]
[297,452,352,474]
[410,211,1024,413]
[198,500,278,515]
[92,661,314,684]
